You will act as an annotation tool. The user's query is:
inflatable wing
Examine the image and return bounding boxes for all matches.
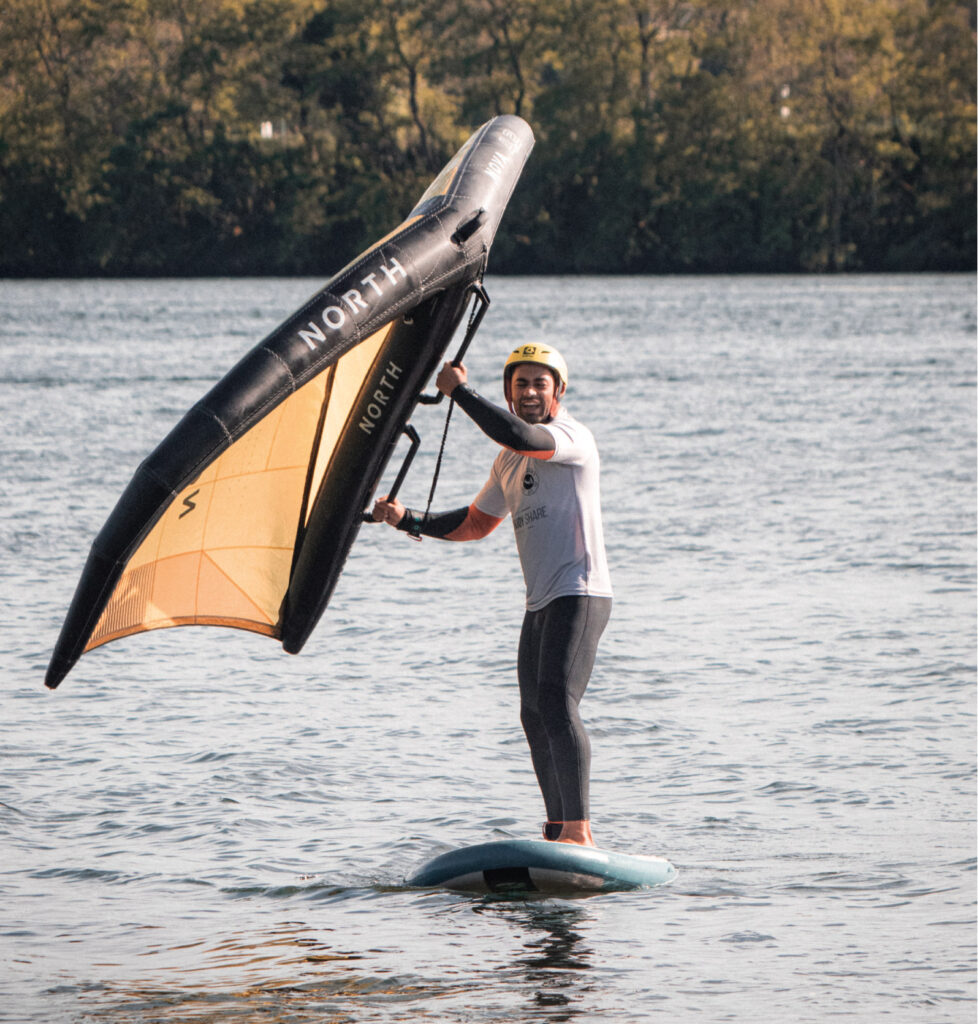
[46,115,534,689]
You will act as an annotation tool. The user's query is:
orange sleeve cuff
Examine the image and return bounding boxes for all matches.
[507,447,554,460]
[444,504,504,542]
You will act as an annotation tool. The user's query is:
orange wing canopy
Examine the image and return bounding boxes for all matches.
[85,324,394,652]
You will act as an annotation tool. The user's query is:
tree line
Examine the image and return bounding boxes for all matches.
[0,0,974,276]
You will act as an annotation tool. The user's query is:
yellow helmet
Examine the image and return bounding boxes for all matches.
[503,344,568,416]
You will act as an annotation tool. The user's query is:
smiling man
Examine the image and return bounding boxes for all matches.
[371,344,613,847]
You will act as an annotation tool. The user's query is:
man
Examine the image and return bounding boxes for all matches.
[371,344,613,847]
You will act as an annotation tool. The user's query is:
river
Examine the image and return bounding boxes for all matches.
[1,273,975,1022]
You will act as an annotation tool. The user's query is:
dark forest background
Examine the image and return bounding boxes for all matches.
[1,0,974,276]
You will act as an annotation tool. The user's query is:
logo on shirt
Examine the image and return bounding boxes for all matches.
[522,470,539,495]
[513,505,548,531]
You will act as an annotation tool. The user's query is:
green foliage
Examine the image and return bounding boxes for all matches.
[0,0,973,275]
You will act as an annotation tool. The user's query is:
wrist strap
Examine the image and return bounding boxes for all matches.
[396,509,424,540]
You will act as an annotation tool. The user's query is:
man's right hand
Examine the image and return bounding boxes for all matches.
[436,361,467,397]
[371,495,406,526]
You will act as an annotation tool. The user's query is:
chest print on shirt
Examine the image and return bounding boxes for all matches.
[513,505,548,530]
[512,464,549,530]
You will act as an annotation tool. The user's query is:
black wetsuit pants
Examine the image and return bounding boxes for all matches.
[517,595,612,823]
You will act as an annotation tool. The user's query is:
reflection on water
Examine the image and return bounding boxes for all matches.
[82,901,600,1023]
[87,923,440,1021]
[502,903,594,1018]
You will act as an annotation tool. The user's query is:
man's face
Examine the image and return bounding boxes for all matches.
[510,363,559,423]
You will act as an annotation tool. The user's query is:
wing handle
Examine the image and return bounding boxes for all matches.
[362,424,420,523]
[417,282,490,405]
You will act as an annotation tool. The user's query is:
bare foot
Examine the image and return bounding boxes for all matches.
[555,820,595,846]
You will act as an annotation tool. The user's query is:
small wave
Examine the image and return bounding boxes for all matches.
[29,866,136,885]
[661,427,727,438]
[757,780,819,795]
[186,751,238,763]
[781,870,913,894]
[813,718,912,735]
[720,930,777,944]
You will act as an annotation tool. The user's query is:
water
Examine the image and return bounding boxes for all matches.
[1,274,974,1022]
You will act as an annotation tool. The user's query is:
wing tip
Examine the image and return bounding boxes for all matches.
[44,658,69,690]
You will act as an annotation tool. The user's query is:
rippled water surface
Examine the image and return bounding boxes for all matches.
[1,274,975,1022]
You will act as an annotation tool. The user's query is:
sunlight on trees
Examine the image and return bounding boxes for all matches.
[0,0,973,274]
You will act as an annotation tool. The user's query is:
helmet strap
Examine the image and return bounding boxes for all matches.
[549,382,565,418]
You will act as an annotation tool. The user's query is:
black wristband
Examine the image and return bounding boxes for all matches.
[396,509,424,537]
[394,505,470,539]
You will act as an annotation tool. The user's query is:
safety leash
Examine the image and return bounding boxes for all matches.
[419,396,454,533]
